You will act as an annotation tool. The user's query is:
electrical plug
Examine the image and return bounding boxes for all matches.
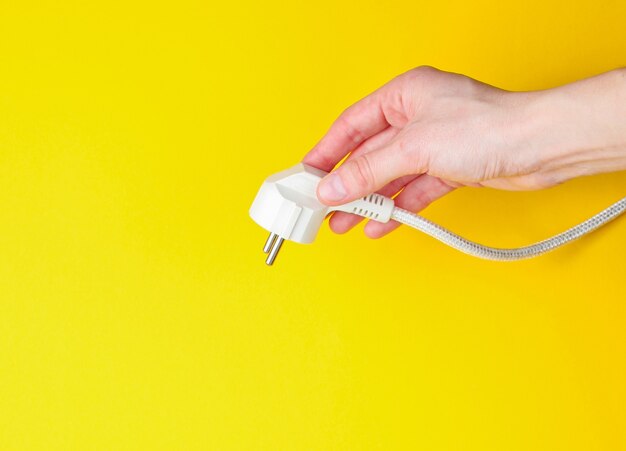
[249,163,394,265]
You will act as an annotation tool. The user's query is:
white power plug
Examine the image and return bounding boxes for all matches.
[249,163,394,265]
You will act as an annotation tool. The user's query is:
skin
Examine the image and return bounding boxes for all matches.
[302,66,626,238]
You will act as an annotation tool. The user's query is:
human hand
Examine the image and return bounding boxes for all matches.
[303,66,626,238]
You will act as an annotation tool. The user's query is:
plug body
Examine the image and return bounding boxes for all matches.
[250,163,394,265]
[250,163,329,244]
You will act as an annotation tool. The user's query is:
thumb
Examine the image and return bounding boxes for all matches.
[317,137,421,205]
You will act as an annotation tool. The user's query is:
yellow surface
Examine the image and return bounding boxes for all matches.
[1,1,625,449]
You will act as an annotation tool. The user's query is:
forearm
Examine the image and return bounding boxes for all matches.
[526,68,626,183]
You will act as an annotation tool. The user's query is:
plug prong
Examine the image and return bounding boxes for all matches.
[263,232,277,253]
[265,237,284,266]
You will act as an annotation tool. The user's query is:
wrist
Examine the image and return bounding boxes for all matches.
[526,68,626,183]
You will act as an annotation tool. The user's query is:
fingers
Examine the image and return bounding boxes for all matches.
[302,76,407,172]
[317,131,424,205]
[363,175,455,239]
[329,174,417,233]
[327,126,410,233]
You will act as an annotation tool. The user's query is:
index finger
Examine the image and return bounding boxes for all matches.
[302,82,394,172]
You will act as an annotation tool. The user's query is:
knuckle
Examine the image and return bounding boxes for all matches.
[408,65,440,81]
[350,155,376,192]
[337,115,364,146]
[413,190,432,209]
[318,153,337,171]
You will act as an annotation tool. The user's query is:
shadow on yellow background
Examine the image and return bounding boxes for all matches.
[0,0,625,449]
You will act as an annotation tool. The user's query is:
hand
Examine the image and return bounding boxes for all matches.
[303,66,626,238]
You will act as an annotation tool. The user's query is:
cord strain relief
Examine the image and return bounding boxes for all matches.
[331,193,395,223]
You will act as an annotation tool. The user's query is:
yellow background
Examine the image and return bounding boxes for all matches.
[1,0,625,449]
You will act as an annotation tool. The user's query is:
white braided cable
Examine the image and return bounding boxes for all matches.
[390,197,626,261]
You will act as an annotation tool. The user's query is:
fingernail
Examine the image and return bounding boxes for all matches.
[318,172,347,202]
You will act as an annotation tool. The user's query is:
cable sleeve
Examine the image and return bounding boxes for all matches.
[390,197,626,261]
